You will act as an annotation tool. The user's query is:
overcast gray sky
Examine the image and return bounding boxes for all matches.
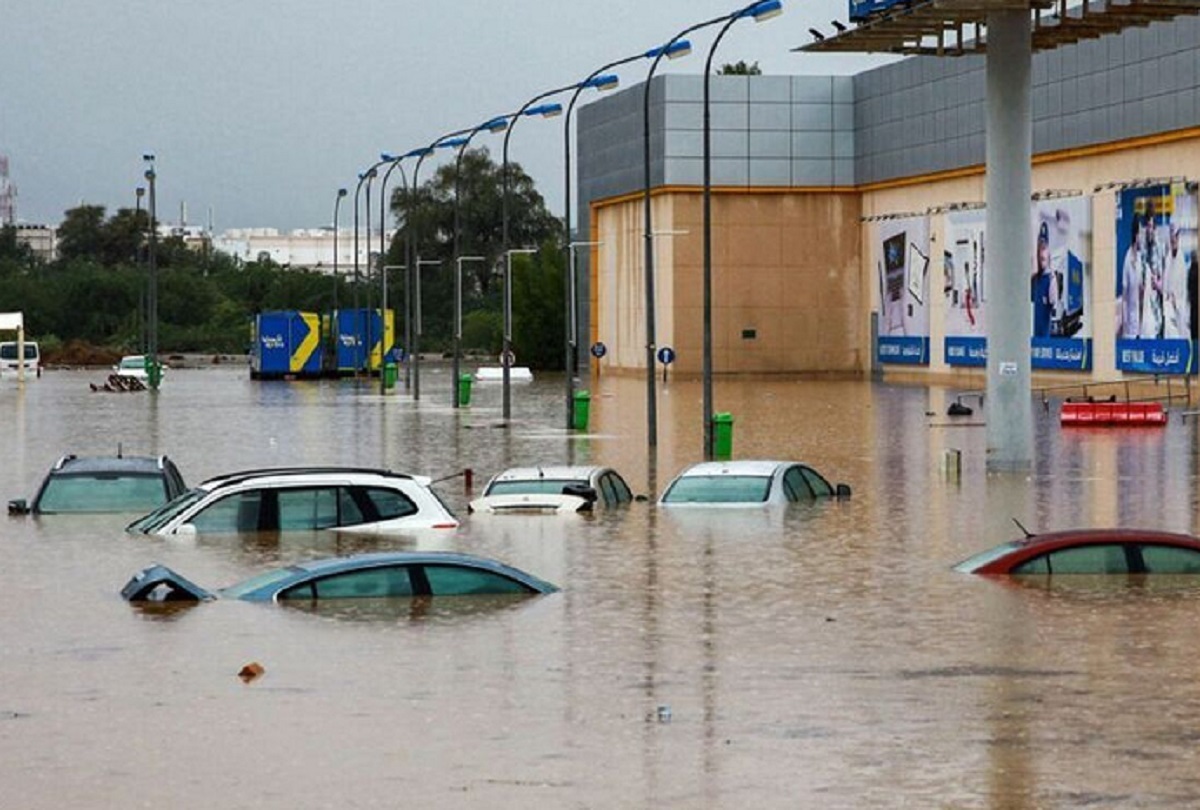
[1,0,892,232]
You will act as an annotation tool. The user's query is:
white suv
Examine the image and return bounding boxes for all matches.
[126,467,459,535]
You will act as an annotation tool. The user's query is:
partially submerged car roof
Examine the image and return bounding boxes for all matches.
[51,454,176,475]
[673,460,787,477]
[197,466,424,490]
[488,465,608,483]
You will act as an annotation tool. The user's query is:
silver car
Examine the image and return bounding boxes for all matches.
[659,460,851,506]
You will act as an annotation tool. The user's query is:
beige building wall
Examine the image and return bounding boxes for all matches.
[861,129,1199,384]
[591,188,864,376]
[589,130,1198,382]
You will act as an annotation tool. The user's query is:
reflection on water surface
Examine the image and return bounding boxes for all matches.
[2,365,1200,808]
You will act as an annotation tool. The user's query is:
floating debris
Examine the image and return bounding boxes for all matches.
[238,662,265,683]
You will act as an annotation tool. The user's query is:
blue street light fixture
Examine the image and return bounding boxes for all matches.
[451,117,508,409]
[702,0,783,458]
[561,41,690,431]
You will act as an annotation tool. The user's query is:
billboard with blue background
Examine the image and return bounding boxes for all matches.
[875,215,931,366]
[1115,182,1198,375]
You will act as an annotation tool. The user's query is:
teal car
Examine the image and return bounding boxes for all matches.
[121,551,559,603]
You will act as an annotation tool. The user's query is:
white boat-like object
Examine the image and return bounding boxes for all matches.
[474,366,533,383]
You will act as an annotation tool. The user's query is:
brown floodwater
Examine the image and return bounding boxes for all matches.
[3,363,1200,808]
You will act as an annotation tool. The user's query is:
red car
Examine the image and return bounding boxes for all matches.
[954,528,1200,575]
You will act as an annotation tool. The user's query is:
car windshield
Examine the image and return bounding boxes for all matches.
[0,343,37,360]
[487,479,585,497]
[126,488,206,532]
[221,566,301,600]
[661,475,772,503]
[36,473,167,514]
[952,540,1027,573]
[120,357,144,369]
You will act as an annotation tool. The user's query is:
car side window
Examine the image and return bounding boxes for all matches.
[782,467,808,502]
[281,566,416,599]
[360,487,417,521]
[598,475,618,506]
[422,565,533,595]
[799,466,833,497]
[1012,544,1130,574]
[277,488,339,530]
[189,490,263,533]
[610,473,633,503]
[338,487,365,526]
[1139,544,1200,574]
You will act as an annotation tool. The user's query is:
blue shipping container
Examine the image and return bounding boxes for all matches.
[251,311,323,378]
[334,309,395,374]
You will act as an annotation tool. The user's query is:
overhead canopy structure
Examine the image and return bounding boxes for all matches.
[798,0,1200,56]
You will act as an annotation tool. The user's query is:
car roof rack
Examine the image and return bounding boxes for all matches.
[198,466,413,489]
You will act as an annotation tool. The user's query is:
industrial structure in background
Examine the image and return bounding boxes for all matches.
[0,154,13,225]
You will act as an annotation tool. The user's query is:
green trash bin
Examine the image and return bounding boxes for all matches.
[712,412,734,460]
[458,373,473,406]
[572,389,591,431]
[383,362,398,390]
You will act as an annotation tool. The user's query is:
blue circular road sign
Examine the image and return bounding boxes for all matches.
[657,346,676,365]
[590,342,607,358]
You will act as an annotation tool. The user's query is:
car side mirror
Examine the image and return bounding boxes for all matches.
[634,494,649,502]
[174,523,198,537]
[7,498,29,515]
[561,483,598,504]
[835,484,852,499]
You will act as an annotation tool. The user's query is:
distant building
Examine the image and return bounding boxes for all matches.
[12,224,57,262]
[211,227,389,273]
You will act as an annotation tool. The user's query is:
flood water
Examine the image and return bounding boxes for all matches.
[3,362,1200,808]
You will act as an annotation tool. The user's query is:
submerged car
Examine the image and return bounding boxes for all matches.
[112,354,162,382]
[469,465,636,514]
[658,460,851,506]
[121,551,558,602]
[8,453,187,515]
[954,528,1200,575]
[126,467,459,535]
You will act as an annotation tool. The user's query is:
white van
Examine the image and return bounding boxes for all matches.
[0,341,41,377]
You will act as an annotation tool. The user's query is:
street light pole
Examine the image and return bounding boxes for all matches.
[142,154,160,391]
[351,167,378,377]
[568,240,601,384]
[455,256,486,406]
[503,248,539,420]
[451,118,508,409]
[562,44,686,431]
[135,185,146,354]
[378,155,410,395]
[641,35,698,450]
[332,188,347,314]
[702,0,783,458]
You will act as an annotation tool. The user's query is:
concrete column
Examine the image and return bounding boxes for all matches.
[984,9,1034,471]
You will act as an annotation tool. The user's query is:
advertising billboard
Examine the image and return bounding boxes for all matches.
[875,215,930,365]
[1115,182,1198,374]
[943,209,987,367]
[1031,195,1092,370]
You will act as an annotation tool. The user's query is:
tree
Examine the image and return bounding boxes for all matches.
[56,205,107,261]
[718,60,762,75]
[387,146,562,362]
